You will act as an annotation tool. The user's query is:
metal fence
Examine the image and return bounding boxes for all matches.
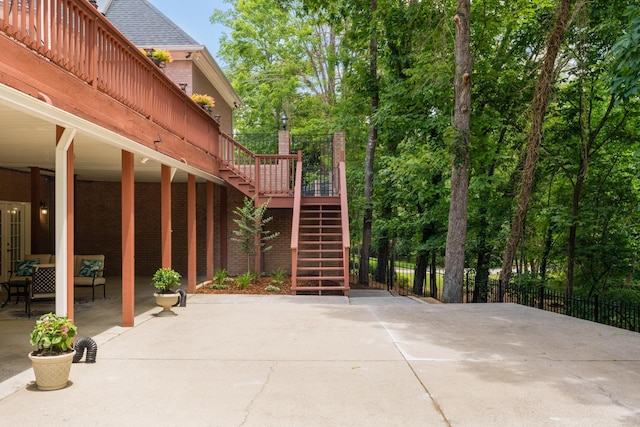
[350,253,640,333]
[348,251,443,299]
[465,272,640,333]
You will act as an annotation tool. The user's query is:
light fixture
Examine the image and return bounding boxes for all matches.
[40,201,48,215]
[214,114,221,123]
[140,157,150,164]
[179,82,188,92]
[185,52,192,58]
[280,112,288,131]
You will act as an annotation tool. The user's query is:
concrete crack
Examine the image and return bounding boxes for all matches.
[239,361,277,426]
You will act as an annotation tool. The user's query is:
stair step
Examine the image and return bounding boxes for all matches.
[298,241,342,245]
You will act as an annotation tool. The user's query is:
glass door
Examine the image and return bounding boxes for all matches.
[0,202,26,282]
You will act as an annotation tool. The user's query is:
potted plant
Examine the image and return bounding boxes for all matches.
[151,267,182,316]
[141,48,172,67]
[28,312,78,390]
[190,93,215,112]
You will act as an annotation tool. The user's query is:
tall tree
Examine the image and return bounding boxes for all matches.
[499,0,580,286]
[358,0,379,285]
[443,0,472,303]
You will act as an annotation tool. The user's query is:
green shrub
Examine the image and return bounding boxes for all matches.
[235,272,254,290]
[211,283,229,290]
[265,285,280,292]
[271,268,286,285]
[214,269,232,284]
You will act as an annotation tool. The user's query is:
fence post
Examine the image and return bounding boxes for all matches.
[594,294,599,324]
[499,280,503,303]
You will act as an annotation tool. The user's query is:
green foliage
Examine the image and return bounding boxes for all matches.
[214,268,232,284]
[270,268,286,285]
[231,196,280,273]
[30,312,77,356]
[212,0,339,134]
[215,0,640,302]
[235,272,254,290]
[212,269,232,290]
[151,268,182,293]
[265,285,281,292]
[611,5,640,99]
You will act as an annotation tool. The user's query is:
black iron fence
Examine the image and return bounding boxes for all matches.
[465,272,640,333]
[291,134,336,196]
[350,252,640,333]
[349,250,443,299]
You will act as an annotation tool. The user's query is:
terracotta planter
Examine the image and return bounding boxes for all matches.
[154,292,179,316]
[29,350,75,391]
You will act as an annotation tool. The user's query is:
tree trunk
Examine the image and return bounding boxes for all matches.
[499,0,577,286]
[430,251,438,299]
[359,0,379,286]
[567,93,615,297]
[443,0,472,303]
[414,252,428,296]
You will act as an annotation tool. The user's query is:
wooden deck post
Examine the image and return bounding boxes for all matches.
[121,151,135,327]
[187,174,196,293]
[206,182,214,281]
[161,165,172,268]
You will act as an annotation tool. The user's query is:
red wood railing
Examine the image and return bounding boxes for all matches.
[290,159,304,289]
[219,133,299,197]
[339,161,350,282]
[0,0,216,155]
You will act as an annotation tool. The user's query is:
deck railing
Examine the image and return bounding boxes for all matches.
[219,133,299,197]
[0,0,217,153]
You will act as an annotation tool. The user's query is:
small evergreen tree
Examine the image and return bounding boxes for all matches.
[232,196,280,273]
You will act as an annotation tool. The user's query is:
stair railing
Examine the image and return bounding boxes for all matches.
[339,161,350,285]
[290,157,304,291]
[220,133,299,197]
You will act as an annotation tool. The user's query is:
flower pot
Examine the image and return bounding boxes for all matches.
[29,350,75,391]
[154,292,179,316]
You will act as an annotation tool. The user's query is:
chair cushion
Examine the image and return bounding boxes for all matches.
[79,259,103,277]
[16,259,39,276]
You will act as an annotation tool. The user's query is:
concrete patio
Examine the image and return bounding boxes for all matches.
[1,287,639,426]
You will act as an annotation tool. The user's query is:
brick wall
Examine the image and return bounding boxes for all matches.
[0,169,293,278]
[224,189,292,276]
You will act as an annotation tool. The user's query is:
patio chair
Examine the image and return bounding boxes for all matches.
[27,265,56,318]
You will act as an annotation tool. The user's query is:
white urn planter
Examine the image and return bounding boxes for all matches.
[29,350,76,391]
[154,292,179,316]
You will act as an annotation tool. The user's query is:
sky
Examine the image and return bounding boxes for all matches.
[147,0,231,61]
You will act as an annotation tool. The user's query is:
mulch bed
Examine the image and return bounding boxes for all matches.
[195,276,292,295]
[195,276,360,296]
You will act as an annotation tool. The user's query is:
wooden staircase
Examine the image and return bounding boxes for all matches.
[218,133,350,295]
[290,160,350,296]
[292,200,349,295]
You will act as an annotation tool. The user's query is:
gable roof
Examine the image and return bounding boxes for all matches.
[100,0,199,46]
